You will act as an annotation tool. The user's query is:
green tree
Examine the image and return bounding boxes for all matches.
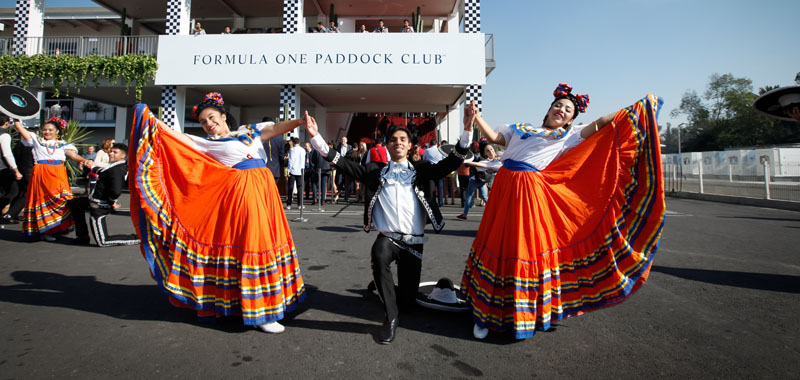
[669,73,800,151]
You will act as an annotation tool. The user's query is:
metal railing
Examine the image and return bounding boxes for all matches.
[663,161,800,202]
[0,36,158,57]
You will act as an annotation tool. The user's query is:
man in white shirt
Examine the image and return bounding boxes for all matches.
[422,139,446,206]
[286,137,306,209]
[0,113,22,224]
[302,111,473,344]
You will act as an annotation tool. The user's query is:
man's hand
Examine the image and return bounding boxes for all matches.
[303,111,319,138]
[789,105,800,126]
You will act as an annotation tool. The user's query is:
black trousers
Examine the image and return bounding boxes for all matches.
[286,174,304,206]
[0,169,18,212]
[68,198,139,247]
[5,173,28,218]
[371,234,422,321]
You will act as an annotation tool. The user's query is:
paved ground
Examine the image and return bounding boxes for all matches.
[1,197,798,379]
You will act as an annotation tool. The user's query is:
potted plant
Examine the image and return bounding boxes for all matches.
[83,101,102,120]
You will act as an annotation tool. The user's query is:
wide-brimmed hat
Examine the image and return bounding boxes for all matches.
[753,85,800,122]
[415,278,468,312]
[439,144,473,161]
[0,85,40,120]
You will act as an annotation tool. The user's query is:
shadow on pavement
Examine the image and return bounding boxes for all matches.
[651,265,800,293]
[0,270,251,332]
[287,284,530,345]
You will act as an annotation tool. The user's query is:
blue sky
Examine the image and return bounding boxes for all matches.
[3,0,799,131]
[481,0,800,129]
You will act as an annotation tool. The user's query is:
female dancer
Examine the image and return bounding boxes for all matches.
[14,117,93,240]
[129,92,306,333]
[461,84,665,339]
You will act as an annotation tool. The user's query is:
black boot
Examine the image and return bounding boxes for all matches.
[379,317,398,344]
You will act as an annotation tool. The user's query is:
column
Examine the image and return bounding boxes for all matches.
[114,106,128,143]
[279,85,302,139]
[160,0,191,130]
[282,0,304,34]
[11,0,44,57]
[463,0,482,113]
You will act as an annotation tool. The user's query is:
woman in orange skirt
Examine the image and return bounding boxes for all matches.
[461,84,665,339]
[14,117,93,240]
[129,92,306,333]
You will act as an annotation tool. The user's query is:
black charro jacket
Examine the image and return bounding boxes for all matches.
[325,143,470,233]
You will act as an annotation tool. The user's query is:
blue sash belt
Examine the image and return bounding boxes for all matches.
[233,158,267,170]
[37,160,63,165]
[502,159,539,172]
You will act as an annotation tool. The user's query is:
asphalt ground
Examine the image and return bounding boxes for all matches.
[0,196,798,379]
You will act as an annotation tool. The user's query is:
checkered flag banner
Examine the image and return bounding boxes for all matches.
[282,0,301,34]
[165,0,183,35]
[161,86,178,129]
[466,85,483,112]
[464,0,481,33]
[11,0,32,56]
[280,85,297,120]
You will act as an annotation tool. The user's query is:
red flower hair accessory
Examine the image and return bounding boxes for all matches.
[47,116,67,130]
[553,83,589,113]
[192,92,225,120]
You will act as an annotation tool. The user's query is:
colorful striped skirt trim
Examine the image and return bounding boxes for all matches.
[22,163,74,236]
[461,94,665,339]
[129,104,305,325]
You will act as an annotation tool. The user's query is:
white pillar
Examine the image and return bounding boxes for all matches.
[12,0,45,56]
[114,106,128,143]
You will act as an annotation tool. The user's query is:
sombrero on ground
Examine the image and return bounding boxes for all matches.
[0,85,40,120]
[753,85,800,122]
[416,278,468,312]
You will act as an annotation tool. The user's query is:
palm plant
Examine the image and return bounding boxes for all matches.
[59,119,93,184]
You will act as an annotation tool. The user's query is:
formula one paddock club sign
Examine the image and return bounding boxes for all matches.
[155,33,486,86]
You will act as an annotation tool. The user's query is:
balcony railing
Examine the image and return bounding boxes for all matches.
[0,35,158,57]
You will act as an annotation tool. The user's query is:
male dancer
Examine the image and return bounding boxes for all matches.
[69,143,139,247]
[303,112,472,344]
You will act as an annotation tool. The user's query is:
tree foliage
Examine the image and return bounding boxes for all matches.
[666,73,800,152]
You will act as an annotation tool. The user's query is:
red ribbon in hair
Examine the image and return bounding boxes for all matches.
[192,92,225,120]
[47,116,67,130]
[553,83,589,113]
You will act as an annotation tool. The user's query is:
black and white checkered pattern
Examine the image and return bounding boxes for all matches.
[11,0,31,56]
[280,85,297,120]
[165,0,183,35]
[466,84,483,112]
[464,0,481,33]
[282,0,301,34]
[161,86,178,129]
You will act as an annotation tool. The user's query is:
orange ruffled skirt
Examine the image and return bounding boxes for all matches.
[461,94,665,339]
[129,104,305,325]
[22,161,74,236]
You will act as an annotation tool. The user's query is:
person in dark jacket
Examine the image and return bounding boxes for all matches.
[302,111,473,344]
[69,143,139,247]
[309,145,331,205]
[261,116,285,186]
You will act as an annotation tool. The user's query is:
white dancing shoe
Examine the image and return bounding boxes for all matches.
[41,235,56,242]
[258,321,285,334]
[473,323,488,340]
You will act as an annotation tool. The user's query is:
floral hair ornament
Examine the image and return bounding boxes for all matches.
[47,116,68,130]
[553,83,589,113]
[192,92,225,120]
